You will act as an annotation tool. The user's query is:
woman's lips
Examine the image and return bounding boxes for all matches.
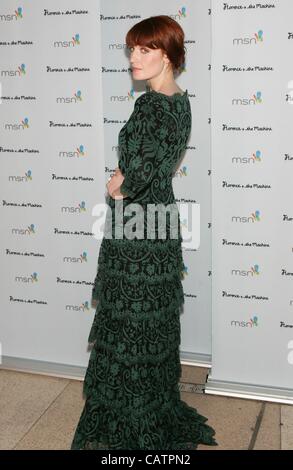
[132,67,141,71]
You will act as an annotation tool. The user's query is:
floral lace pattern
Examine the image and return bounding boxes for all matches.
[70,90,217,450]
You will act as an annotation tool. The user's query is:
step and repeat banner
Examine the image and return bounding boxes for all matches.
[207,0,293,402]
[99,0,213,364]
[0,0,213,376]
[0,0,105,370]
[1,0,292,402]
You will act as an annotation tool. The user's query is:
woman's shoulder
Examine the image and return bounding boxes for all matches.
[132,92,164,120]
[134,91,157,108]
[132,89,191,127]
[134,89,189,108]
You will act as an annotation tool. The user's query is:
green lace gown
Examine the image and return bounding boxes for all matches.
[70,88,217,450]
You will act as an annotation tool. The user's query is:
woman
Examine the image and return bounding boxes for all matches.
[71,15,217,450]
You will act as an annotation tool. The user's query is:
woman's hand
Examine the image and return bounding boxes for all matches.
[106,167,125,199]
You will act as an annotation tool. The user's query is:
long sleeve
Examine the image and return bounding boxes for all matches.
[118,93,167,200]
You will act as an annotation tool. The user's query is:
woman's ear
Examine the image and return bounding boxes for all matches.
[162,52,171,69]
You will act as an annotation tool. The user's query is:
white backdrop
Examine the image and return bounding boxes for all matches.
[207,0,293,403]
[99,0,213,365]
[0,0,213,378]
[0,0,105,374]
[1,0,292,403]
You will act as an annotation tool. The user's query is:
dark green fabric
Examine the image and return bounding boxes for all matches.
[70,89,217,450]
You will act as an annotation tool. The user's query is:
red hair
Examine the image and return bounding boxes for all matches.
[126,15,186,72]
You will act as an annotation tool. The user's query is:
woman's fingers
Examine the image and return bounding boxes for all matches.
[106,170,125,198]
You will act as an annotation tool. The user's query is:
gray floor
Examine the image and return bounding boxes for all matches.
[0,365,292,450]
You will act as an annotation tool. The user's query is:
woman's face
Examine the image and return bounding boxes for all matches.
[128,44,168,80]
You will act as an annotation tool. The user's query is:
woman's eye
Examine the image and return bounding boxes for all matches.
[128,47,148,53]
